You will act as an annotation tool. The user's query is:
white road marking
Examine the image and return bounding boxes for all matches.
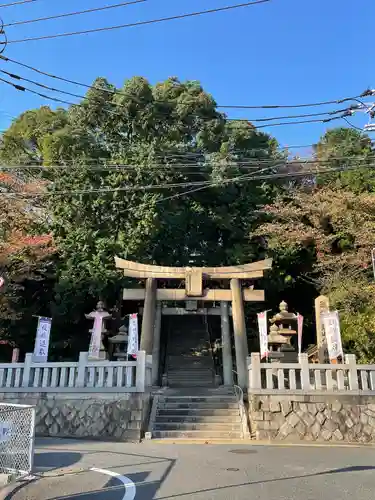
[90,467,136,500]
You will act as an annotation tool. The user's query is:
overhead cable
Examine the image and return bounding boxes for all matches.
[0,54,366,110]
[3,162,375,197]
[0,67,358,124]
[0,1,276,44]
[2,157,373,171]
[4,0,147,28]
[0,73,356,130]
[0,0,37,8]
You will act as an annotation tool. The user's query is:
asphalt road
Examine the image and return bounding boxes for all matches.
[5,438,375,499]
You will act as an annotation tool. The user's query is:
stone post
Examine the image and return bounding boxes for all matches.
[22,353,33,388]
[76,351,88,388]
[230,278,248,389]
[220,301,233,386]
[152,302,162,386]
[249,352,261,390]
[299,353,310,390]
[345,353,359,391]
[315,295,330,363]
[136,350,146,392]
[140,278,157,354]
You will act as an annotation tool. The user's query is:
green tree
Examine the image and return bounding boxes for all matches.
[0,107,68,165]
[42,77,280,333]
[315,127,375,192]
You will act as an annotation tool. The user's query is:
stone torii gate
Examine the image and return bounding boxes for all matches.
[114,257,272,388]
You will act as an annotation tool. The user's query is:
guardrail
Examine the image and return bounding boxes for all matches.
[248,352,375,394]
[0,351,152,393]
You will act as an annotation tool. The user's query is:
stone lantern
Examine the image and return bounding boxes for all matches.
[268,300,298,362]
[85,300,112,360]
[108,324,129,361]
[267,324,289,363]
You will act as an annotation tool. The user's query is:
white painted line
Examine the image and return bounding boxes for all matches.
[90,467,136,500]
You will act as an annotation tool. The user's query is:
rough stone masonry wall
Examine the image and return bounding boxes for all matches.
[249,393,375,443]
[1,392,151,442]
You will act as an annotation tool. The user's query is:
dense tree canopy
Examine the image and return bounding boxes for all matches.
[1,75,374,362]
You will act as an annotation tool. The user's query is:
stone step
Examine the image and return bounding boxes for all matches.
[154,415,241,424]
[167,378,214,383]
[167,377,214,383]
[167,383,216,388]
[167,364,213,369]
[161,396,237,403]
[152,430,243,439]
[157,402,239,409]
[163,388,235,396]
[167,374,214,382]
[153,422,241,431]
[157,408,240,417]
[167,370,213,374]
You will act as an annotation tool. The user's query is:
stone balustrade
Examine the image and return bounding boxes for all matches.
[0,351,152,393]
[248,352,375,394]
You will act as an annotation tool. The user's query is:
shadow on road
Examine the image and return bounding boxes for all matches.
[34,451,83,473]
[154,464,375,499]
[5,444,177,499]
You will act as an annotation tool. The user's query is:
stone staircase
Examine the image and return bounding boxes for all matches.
[150,387,246,440]
[164,316,217,388]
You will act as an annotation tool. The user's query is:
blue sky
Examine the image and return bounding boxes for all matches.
[0,0,374,154]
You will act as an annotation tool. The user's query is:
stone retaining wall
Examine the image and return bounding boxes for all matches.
[249,393,375,443]
[1,392,151,442]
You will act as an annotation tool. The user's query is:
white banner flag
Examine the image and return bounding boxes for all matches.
[127,313,139,359]
[322,310,343,362]
[257,311,268,359]
[88,316,103,359]
[33,317,52,362]
[297,313,304,355]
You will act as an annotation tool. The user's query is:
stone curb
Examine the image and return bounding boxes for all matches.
[147,439,375,447]
[0,474,36,499]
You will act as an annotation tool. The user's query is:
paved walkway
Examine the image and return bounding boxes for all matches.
[5,438,375,499]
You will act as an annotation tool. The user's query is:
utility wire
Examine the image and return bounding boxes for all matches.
[0,73,355,130]
[0,76,74,105]
[0,0,37,8]
[0,1,278,44]
[0,54,367,111]
[3,162,375,197]
[0,67,357,124]
[4,0,147,28]
[2,157,373,171]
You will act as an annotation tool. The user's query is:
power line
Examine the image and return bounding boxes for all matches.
[0,72,356,133]
[3,157,374,172]
[3,162,375,197]
[0,67,357,125]
[2,157,374,177]
[4,0,147,28]
[0,0,37,8]
[1,1,276,44]
[255,115,349,129]
[0,76,74,105]
[0,54,367,111]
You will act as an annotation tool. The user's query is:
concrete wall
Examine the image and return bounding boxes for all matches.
[249,393,375,443]
[1,392,151,442]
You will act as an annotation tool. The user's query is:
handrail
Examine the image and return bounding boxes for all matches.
[233,384,243,403]
[233,384,251,439]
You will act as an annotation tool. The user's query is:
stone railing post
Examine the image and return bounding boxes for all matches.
[250,353,261,390]
[136,350,146,392]
[299,353,310,390]
[345,353,359,391]
[76,352,88,388]
[21,353,33,388]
